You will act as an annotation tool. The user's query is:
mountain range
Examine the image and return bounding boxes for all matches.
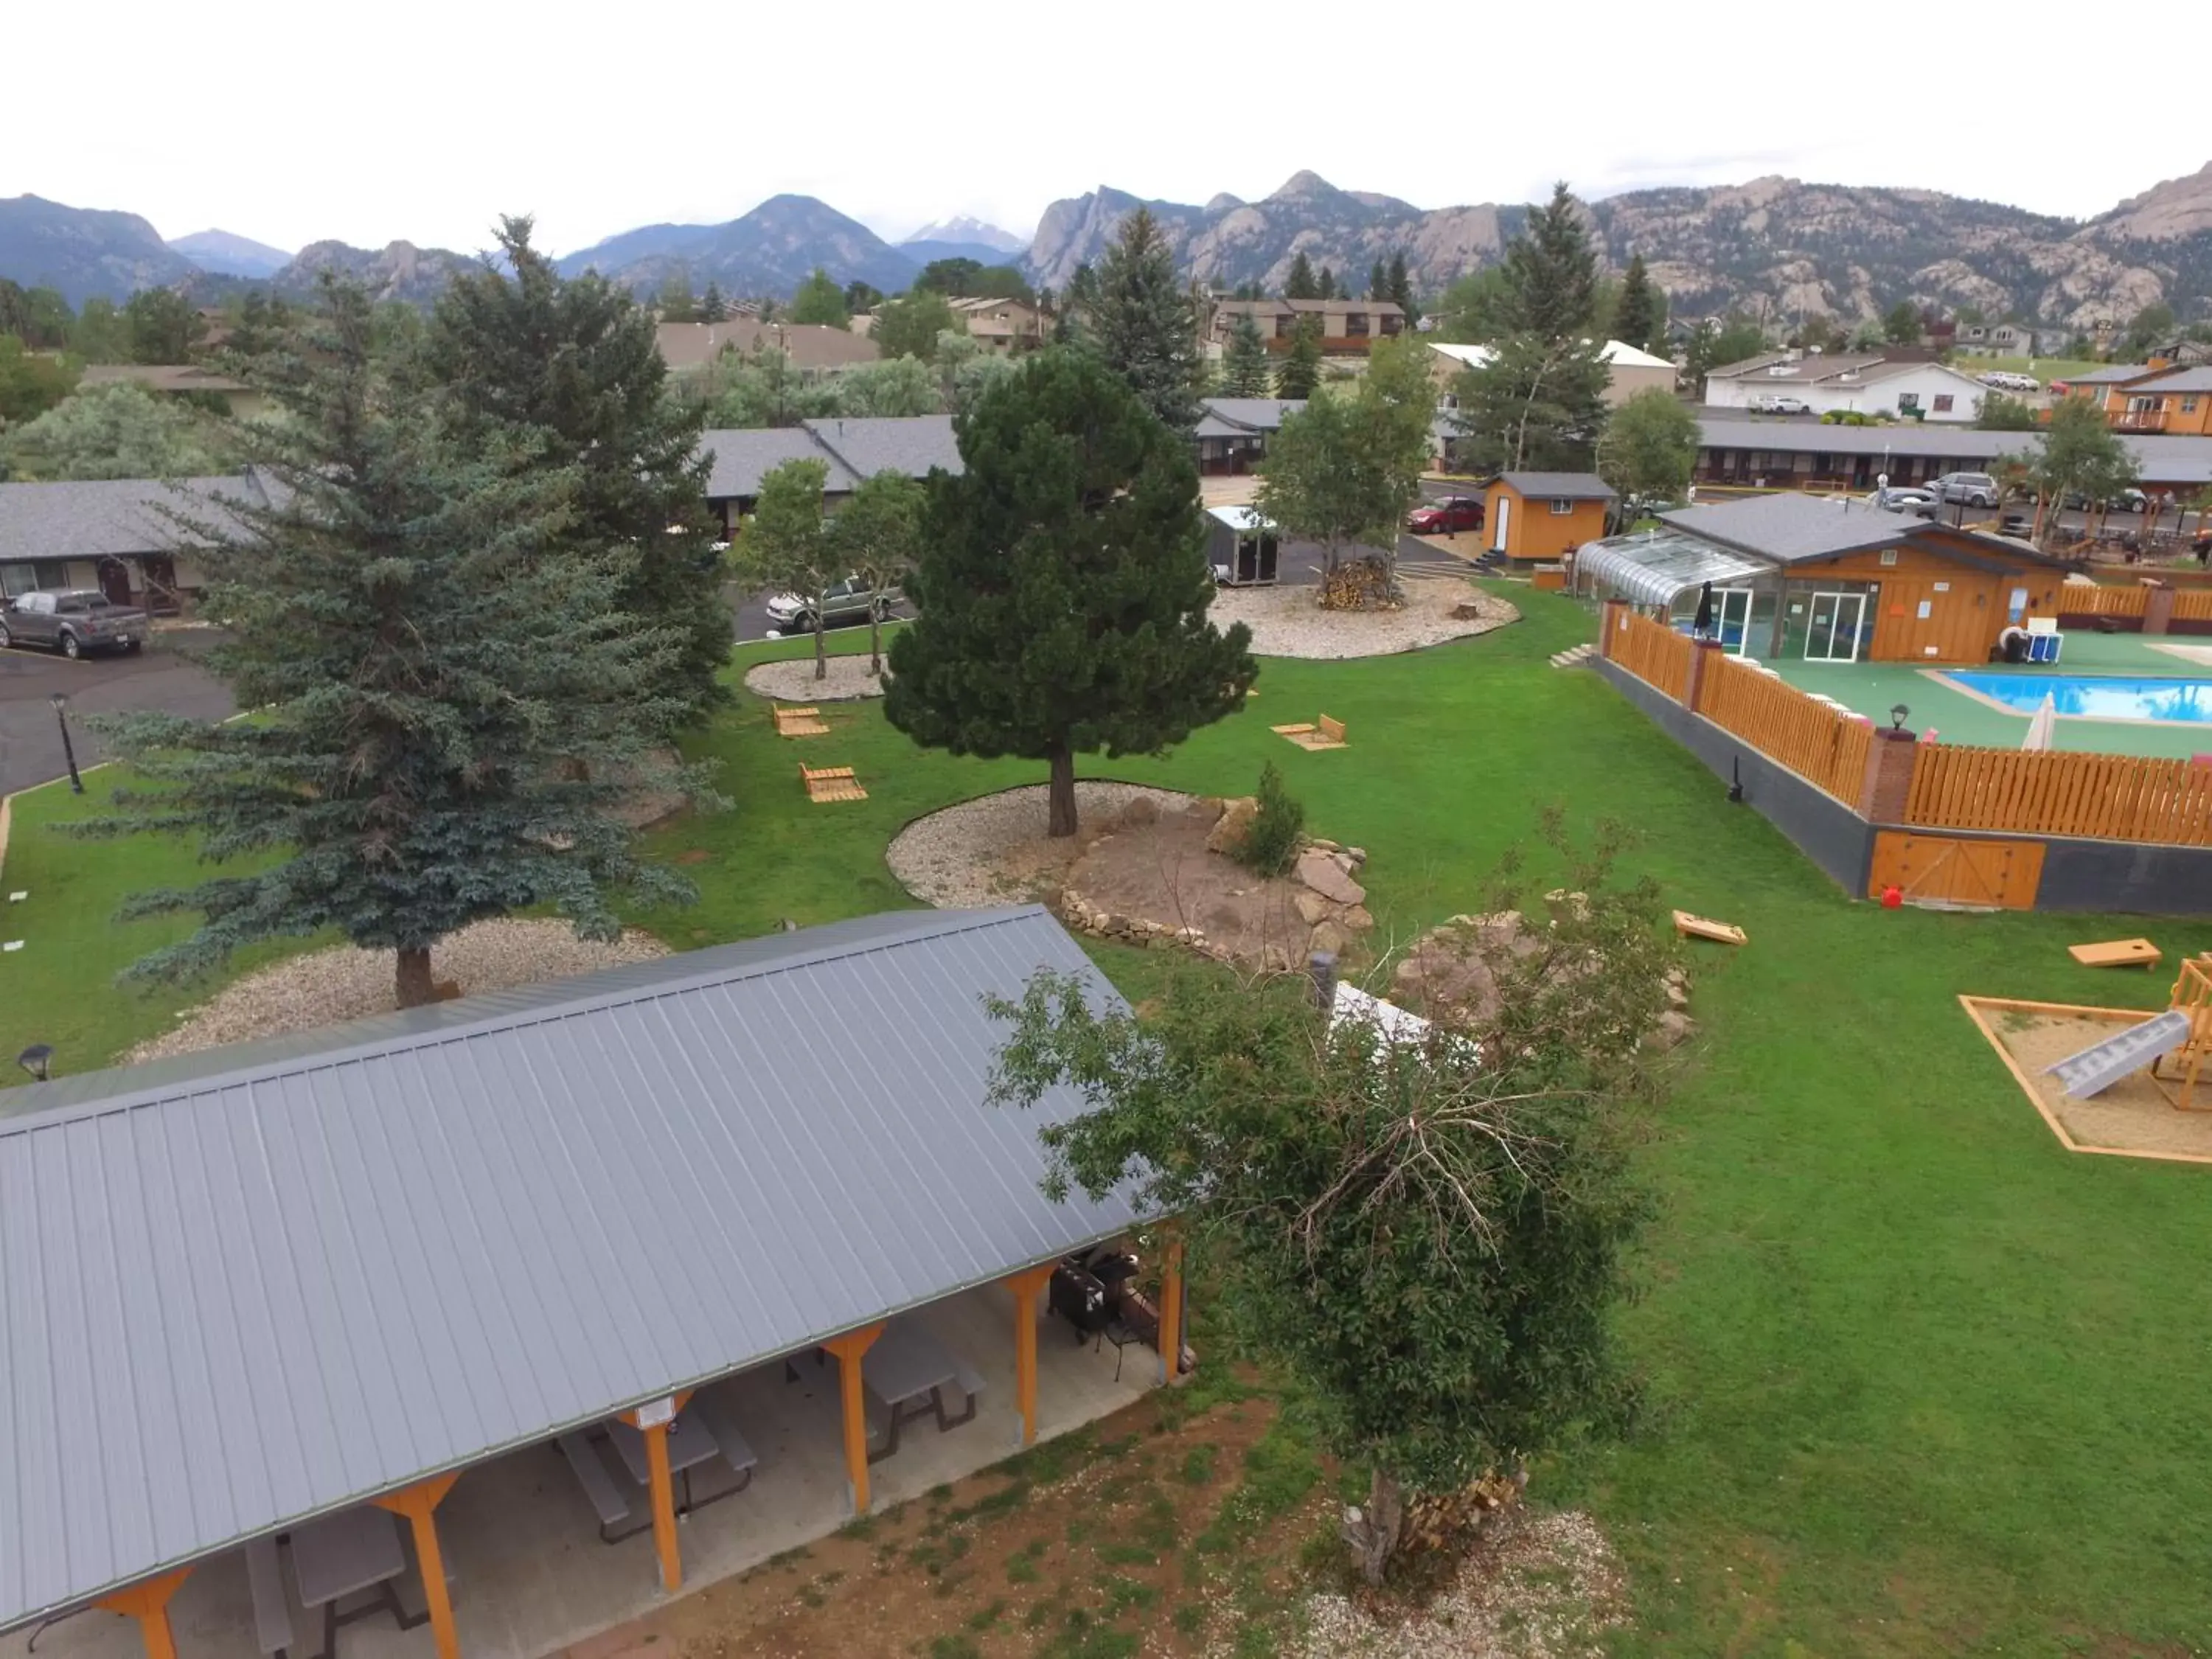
[8,163,2212,330]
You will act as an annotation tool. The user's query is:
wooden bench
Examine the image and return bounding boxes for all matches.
[1672,909,1747,946]
[2069,937,2161,970]
[773,704,829,737]
[1531,566,1566,591]
[693,1393,761,1493]
[557,1432,635,1539]
[801,763,868,803]
[244,1536,294,1659]
[1271,713,1347,751]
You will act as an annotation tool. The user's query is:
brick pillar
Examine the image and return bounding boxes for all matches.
[1596,598,1627,658]
[1858,728,1921,823]
[2143,580,2174,636]
[1683,638,1724,712]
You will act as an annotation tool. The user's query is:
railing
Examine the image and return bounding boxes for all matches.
[1697,653,1873,804]
[2115,410,2169,432]
[1906,747,2212,846]
[2054,584,2149,616]
[1609,611,1692,702]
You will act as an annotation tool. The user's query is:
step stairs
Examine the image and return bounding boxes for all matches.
[1549,642,1596,669]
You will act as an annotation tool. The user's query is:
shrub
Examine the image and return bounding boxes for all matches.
[1237,763,1305,876]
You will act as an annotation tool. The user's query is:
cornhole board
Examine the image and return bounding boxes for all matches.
[1672,910,1747,946]
[1272,714,1347,751]
[773,705,829,737]
[2068,938,2160,970]
[801,764,867,803]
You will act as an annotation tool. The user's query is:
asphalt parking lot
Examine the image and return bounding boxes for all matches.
[0,633,237,797]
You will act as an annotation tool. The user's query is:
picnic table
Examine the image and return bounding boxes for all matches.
[861,1318,984,1464]
[559,1399,759,1544]
[288,1506,427,1656]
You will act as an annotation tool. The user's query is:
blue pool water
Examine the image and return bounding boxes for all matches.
[1947,671,2212,724]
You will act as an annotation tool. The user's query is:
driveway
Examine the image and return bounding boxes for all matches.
[0,633,236,798]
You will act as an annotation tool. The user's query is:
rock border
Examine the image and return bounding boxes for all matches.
[1208,577,1520,661]
[742,655,891,703]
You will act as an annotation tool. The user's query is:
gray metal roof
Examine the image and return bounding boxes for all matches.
[1660,492,2063,569]
[802,416,964,482]
[697,428,861,501]
[2135,366,2212,394]
[1694,418,2212,484]
[0,474,269,564]
[0,906,1150,1630]
[1198,398,1306,434]
[1495,472,1615,501]
[2056,363,2160,386]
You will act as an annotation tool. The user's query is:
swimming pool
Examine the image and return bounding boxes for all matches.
[1944,671,2212,725]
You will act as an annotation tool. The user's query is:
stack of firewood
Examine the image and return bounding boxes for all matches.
[1397,1467,1528,1559]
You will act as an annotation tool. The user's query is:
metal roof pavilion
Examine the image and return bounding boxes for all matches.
[0,906,1152,1635]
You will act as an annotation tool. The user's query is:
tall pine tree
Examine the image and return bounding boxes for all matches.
[425,216,728,731]
[1284,252,1319,300]
[1316,266,1338,300]
[1387,250,1417,326]
[1274,317,1324,400]
[1369,259,1389,301]
[886,349,1253,838]
[1220,310,1273,397]
[1500,184,1599,340]
[83,279,703,1009]
[1613,254,1660,352]
[1089,206,1203,432]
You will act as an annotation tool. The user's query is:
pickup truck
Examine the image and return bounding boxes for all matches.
[0,589,149,658]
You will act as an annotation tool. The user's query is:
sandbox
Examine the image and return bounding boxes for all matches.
[1962,995,2212,1166]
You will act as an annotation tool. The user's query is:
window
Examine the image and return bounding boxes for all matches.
[1933,394,1954,412]
[1344,312,1369,337]
[1897,392,1921,411]
[1550,498,1574,515]
[2186,397,2202,414]
[1274,315,1294,338]
[0,561,66,598]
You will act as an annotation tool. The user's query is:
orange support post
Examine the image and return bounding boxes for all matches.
[1006,1263,1057,1447]
[821,1324,884,1514]
[95,1568,192,1659]
[620,1388,695,1593]
[371,1473,461,1659]
[1157,1233,1186,1384]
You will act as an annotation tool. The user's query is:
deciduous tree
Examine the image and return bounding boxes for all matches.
[1977,392,2039,431]
[82,279,703,1011]
[125,288,205,364]
[657,273,698,321]
[1090,206,1203,432]
[787,267,852,328]
[885,349,1253,838]
[828,470,925,675]
[1220,310,1273,397]
[2030,395,2137,543]
[0,382,231,481]
[1884,300,1923,345]
[736,456,842,679]
[831,355,939,417]
[0,335,80,427]
[1596,386,1699,508]
[1433,265,1512,343]
[872,289,961,361]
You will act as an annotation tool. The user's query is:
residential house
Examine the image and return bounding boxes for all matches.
[0,472,273,613]
[946,294,1048,353]
[1428,339,1677,408]
[75,364,271,420]
[2104,365,2212,437]
[1208,298,1407,355]
[1702,352,1990,422]
[1582,491,2070,664]
[1194,397,1305,474]
[2045,362,2161,406]
[696,415,962,533]
[655,320,880,373]
[1480,473,1615,564]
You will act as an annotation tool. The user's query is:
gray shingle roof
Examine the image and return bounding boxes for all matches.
[1696,417,2028,461]
[2056,363,2159,386]
[0,474,270,564]
[801,416,964,482]
[1495,472,1616,501]
[1659,492,2062,568]
[2136,365,2212,394]
[697,428,861,501]
[1198,399,1306,434]
[0,906,1150,1631]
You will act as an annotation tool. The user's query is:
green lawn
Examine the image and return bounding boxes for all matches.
[6,588,2212,1651]
[1964,354,2107,386]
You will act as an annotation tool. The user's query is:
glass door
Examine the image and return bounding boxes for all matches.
[1714,588,1755,653]
[1804,591,1868,662]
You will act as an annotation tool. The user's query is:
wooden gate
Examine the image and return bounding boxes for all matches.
[1868,831,2045,909]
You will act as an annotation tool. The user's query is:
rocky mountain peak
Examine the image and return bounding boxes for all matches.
[2088,158,2212,243]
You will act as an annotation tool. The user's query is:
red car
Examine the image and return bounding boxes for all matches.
[1408,495,1484,535]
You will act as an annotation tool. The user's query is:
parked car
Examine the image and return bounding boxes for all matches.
[763,575,897,633]
[1406,495,1484,535]
[1747,395,1812,415]
[0,589,148,658]
[2062,487,2148,513]
[1976,370,2040,392]
[1930,472,2001,508]
[1868,486,1938,517]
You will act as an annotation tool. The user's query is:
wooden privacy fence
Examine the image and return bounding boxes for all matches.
[2055,585,2149,617]
[1905,746,2212,846]
[2177,589,2212,624]
[1610,611,1692,702]
[1697,653,1873,804]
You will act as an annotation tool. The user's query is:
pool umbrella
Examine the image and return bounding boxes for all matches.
[1691,582,1714,638]
[2021,691,2058,752]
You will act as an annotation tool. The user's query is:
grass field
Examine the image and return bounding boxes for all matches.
[1961,354,2107,387]
[6,589,2212,1651]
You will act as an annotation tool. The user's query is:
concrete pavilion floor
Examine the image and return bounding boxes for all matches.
[1761,630,2212,759]
[6,1281,1158,1659]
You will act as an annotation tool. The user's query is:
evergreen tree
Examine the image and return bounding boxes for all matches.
[1316,265,1338,301]
[1450,333,1610,474]
[1055,262,1099,344]
[886,349,1253,838]
[425,215,728,731]
[1387,250,1416,326]
[1369,259,1389,302]
[787,267,852,328]
[124,288,206,364]
[1089,206,1203,431]
[1613,254,1660,352]
[1284,251,1318,301]
[1273,317,1324,400]
[698,281,729,322]
[1500,184,1599,341]
[656,272,698,322]
[81,279,702,1010]
[1220,310,1273,397]
[844,279,885,314]
[1884,300,1923,345]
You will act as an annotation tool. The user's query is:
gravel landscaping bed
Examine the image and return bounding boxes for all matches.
[1211,575,1517,658]
[125,919,669,1065]
[887,781,1192,908]
[742,655,890,703]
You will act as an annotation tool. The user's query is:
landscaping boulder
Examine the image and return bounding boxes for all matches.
[1295,847,1367,907]
[1295,889,1335,927]
[1205,796,1259,855]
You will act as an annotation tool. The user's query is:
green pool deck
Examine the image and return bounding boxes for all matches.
[1764,631,2212,759]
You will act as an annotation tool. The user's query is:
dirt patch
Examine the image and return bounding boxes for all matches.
[744,655,891,703]
[886,782,1192,909]
[125,919,669,1065]
[1210,577,1517,659]
[1966,998,2212,1162]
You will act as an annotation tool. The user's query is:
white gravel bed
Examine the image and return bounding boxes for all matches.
[125,919,669,1065]
[886,781,1192,908]
[743,655,891,703]
[1211,576,1518,659]
[1279,1509,1625,1659]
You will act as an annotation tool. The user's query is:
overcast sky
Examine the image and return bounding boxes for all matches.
[9,0,2202,260]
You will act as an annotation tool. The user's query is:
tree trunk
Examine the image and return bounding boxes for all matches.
[395,946,435,1010]
[813,611,828,681]
[1340,1467,1406,1587]
[1046,743,1077,838]
[868,608,883,677]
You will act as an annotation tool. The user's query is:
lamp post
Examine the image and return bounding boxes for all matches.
[49,692,83,793]
[17,1044,53,1082]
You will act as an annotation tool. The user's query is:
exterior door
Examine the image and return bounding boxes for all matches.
[1715,588,1755,653]
[1492,495,1511,554]
[98,559,134,607]
[1804,591,1866,661]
